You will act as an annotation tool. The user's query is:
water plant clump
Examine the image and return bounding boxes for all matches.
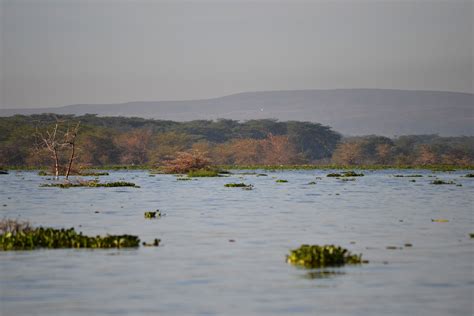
[144,210,161,219]
[286,244,365,268]
[465,173,474,178]
[187,169,220,177]
[224,183,253,188]
[0,226,140,250]
[394,174,423,177]
[430,180,456,185]
[176,177,193,181]
[327,171,364,177]
[40,180,138,188]
[276,179,288,183]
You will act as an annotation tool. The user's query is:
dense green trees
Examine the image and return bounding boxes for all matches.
[0,114,472,168]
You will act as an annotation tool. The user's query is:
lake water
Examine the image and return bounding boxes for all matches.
[0,169,473,315]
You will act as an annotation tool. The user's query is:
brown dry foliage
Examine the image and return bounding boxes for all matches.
[163,150,211,174]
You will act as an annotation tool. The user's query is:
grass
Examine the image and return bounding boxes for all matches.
[0,222,140,250]
[286,244,366,268]
[40,180,138,188]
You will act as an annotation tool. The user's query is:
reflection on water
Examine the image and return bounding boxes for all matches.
[0,169,473,315]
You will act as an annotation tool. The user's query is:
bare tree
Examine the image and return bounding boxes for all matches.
[35,121,62,178]
[64,122,80,179]
[34,118,81,179]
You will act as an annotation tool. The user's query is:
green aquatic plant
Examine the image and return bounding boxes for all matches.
[144,210,161,219]
[0,226,140,250]
[326,173,342,177]
[187,169,220,177]
[78,171,109,176]
[430,180,456,185]
[224,183,253,188]
[342,171,364,177]
[307,181,317,185]
[465,173,474,178]
[40,181,138,188]
[394,174,423,177]
[276,179,288,183]
[286,244,365,268]
[176,177,193,181]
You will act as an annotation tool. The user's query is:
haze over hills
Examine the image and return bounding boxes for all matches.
[1,89,473,137]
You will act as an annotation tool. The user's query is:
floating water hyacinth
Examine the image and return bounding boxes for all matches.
[144,210,161,219]
[224,183,252,188]
[0,227,140,250]
[40,181,138,188]
[286,244,365,268]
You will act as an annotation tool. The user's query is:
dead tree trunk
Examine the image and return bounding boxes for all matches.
[65,122,80,180]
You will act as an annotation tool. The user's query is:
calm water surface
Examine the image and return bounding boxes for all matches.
[0,170,473,315]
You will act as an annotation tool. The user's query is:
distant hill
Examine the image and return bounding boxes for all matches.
[1,89,472,136]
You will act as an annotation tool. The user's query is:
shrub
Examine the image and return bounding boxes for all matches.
[163,150,211,174]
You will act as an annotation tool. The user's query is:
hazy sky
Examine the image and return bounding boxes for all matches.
[1,0,472,108]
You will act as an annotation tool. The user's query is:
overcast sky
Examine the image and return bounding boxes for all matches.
[0,0,472,108]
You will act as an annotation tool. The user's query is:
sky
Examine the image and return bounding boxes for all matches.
[0,0,472,108]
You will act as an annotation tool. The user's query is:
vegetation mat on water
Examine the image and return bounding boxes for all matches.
[286,244,366,268]
[327,171,364,177]
[0,224,140,250]
[187,169,221,177]
[40,180,138,188]
[224,183,253,188]
[430,180,456,185]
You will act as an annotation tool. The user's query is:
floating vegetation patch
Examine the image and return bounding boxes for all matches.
[176,177,193,181]
[431,219,449,223]
[470,234,474,238]
[78,171,109,176]
[286,244,366,268]
[40,180,138,188]
[465,173,474,178]
[224,183,253,188]
[187,169,220,177]
[327,171,364,178]
[430,180,456,185]
[307,181,317,185]
[0,226,140,250]
[256,173,268,177]
[144,210,161,219]
[340,178,356,182]
[276,179,288,183]
[394,174,423,177]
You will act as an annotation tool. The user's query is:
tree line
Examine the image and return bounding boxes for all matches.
[0,114,472,168]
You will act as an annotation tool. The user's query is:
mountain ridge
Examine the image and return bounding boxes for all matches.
[1,89,473,136]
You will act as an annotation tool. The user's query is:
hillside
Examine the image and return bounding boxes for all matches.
[1,89,472,136]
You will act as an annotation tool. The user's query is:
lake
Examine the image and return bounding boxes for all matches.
[0,169,473,315]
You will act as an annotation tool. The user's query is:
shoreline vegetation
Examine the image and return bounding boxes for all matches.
[3,164,474,172]
[1,115,472,172]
